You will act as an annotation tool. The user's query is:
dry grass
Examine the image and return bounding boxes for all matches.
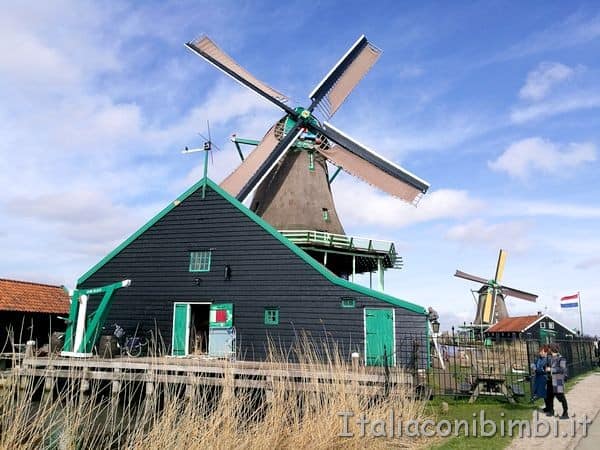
[0,341,433,449]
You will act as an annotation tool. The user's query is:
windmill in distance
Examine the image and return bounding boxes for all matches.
[455,249,538,335]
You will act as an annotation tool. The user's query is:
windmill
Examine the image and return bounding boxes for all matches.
[186,35,430,278]
[455,250,538,330]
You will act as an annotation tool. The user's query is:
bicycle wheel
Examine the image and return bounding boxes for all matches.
[126,337,148,357]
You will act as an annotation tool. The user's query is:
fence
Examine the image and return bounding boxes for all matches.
[389,330,597,399]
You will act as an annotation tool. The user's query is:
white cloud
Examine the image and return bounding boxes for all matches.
[397,64,424,79]
[445,219,532,252]
[489,137,596,179]
[505,201,600,219]
[519,62,574,101]
[510,92,600,123]
[576,257,600,270]
[497,14,600,60]
[333,179,483,229]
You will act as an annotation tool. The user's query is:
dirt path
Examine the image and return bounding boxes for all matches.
[507,371,600,450]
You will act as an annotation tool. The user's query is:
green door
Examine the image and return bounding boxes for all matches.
[172,304,189,356]
[365,308,395,366]
[540,328,557,344]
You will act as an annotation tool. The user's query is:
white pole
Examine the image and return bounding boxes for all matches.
[429,321,445,370]
[73,294,88,353]
[578,291,584,336]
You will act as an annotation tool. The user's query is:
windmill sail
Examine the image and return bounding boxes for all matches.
[186,36,291,110]
[319,122,429,204]
[309,35,382,119]
[220,123,281,197]
[325,144,425,204]
[500,286,537,302]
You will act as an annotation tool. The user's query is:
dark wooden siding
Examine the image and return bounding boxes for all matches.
[80,185,427,365]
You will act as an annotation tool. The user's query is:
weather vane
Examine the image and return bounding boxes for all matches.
[182,120,219,199]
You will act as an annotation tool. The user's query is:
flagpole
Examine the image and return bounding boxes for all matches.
[578,291,584,336]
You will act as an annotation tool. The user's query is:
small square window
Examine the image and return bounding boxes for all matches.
[540,322,546,329]
[548,322,555,329]
[189,250,211,272]
[264,307,279,325]
[341,297,356,308]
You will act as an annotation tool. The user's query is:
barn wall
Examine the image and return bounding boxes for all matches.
[79,185,426,365]
[0,312,64,349]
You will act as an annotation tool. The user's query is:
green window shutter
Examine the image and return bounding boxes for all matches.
[189,250,211,272]
[210,303,233,328]
[341,297,356,308]
[264,307,279,325]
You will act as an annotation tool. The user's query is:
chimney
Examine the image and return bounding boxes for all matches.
[537,311,543,317]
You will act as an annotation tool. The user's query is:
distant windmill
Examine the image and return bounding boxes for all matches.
[455,249,538,327]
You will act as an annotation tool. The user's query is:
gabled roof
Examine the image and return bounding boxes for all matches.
[486,314,575,333]
[486,315,540,333]
[0,278,70,314]
[78,178,426,315]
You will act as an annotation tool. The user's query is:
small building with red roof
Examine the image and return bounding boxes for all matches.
[0,278,70,350]
[485,313,575,343]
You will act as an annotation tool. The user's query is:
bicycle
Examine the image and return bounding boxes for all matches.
[112,324,149,357]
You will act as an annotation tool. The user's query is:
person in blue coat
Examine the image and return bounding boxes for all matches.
[531,345,548,402]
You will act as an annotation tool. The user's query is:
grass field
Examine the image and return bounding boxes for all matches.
[427,368,598,450]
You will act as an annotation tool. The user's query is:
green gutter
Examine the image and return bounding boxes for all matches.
[78,178,427,315]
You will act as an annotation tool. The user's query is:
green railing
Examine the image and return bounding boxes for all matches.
[279,230,403,269]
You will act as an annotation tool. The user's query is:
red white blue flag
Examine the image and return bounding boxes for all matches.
[560,293,579,309]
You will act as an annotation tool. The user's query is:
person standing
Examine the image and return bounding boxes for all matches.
[546,343,569,419]
[531,345,548,402]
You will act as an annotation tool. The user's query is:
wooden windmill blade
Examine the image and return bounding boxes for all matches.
[308,35,382,119]
[220,121,302,200]
[454,270,489,284]
[317,122,430,204]
[481,289,495,324]
[499,286,538,302]
[186,36,293,113]
[494,249,507,283]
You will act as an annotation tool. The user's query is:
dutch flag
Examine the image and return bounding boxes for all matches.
[560,293,579,309]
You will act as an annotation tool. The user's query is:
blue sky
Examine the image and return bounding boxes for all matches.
[2,1,600,334]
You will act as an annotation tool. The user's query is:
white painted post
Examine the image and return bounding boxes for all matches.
[377,259,384,292]
[73,294,88,353]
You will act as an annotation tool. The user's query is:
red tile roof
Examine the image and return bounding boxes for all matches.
[486,315,540,333]
[0,278,70,314]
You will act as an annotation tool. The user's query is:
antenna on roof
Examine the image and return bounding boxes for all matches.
[182,120,219,199]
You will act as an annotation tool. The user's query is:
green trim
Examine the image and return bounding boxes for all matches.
[189,250,211,272]
[78,178,210,285]
[329,166,342,183]
[77,178,427,315]
[308,152,315,171]
[341,297,356,308]
[231,137,260,146]
[264,307,279,325]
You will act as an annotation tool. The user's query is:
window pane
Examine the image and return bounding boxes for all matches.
[189,250,211,272]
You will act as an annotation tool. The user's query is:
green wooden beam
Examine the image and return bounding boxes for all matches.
[329,166,342,183]
[232,137,260,146]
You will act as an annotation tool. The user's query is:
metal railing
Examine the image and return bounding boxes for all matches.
[279,229,402,268]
